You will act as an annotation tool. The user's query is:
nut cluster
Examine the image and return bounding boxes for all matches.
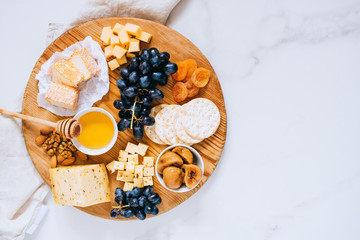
[35,127,87,168]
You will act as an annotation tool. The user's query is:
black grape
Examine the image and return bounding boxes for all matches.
[149,89,164,100]
[117,118,131,131]
[143,116,155,126]
[133,123,144,139]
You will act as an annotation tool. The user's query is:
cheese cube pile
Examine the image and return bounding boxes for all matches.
[100,23,152,71]
[106,142,154,191]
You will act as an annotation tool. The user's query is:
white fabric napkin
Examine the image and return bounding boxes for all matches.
[0,0,180,239]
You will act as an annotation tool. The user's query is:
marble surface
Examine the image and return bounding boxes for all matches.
[1,0,360,239]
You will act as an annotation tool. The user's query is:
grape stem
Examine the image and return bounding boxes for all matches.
[130,96,138,129]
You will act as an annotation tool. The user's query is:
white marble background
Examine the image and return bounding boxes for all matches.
[1,0,360,239]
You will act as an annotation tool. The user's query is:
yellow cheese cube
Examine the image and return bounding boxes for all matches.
[143,157,154,167]
[126,162,135,173]
[136,31,152,43]
[125,142,138,154]
[123,182,134,191]
[106,161,116,174]
[100,26,113,45]
[127,154,139,164]
[143,177,153,186]
[128,39,140,53]
[114,161,125,171]
[112,45,127,59]
[133,178,144,188]
[113,23,124,34]
[143,167,154,177]
[104,45,113,58]
[108,59,120,71]
[134,165,144,178]
[110,34,120,46]
[117,55,127,65]
[136,143,148,156]
[116,170,126,181]
[118,29,130,45]
[124,23,142,36]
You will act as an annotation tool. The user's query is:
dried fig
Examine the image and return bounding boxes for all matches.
[163,167,184,189]
[157,151,183,174]
[182,164,202,188]
[171,147,193,164]
[35,135,48,146]
[57,155,65,163]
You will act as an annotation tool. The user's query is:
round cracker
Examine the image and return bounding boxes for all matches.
[144,104,168,144]
[174,111,202,145]
[161,105,181,145]
[155,105,176,145]
[180,98,220,140]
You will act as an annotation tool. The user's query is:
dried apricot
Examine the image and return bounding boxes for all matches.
[172,61,187,81]
[184,59,197,79]
[172,82,188,102]
[191,67,210,88]
[184,79,200,98]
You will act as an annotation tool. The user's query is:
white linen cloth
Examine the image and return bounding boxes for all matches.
[0,0,180,239]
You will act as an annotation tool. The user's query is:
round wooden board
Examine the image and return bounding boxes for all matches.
[22,17,227,220]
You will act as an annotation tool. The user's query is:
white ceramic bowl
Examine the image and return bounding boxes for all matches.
[155,144,204,193]
[72,107,118,156]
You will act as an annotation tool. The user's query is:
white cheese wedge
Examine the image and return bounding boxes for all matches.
[68,48,100,81]
[51,58,83,87]
[45,82,79,110]
[49,164,110,207]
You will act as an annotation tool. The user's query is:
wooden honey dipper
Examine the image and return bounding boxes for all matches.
[0,109,81,138]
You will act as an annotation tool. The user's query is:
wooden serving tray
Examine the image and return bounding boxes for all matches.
[22,17,227,220]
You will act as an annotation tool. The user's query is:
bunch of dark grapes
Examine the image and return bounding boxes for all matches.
[110,186,162,220]
[113,48,178,139]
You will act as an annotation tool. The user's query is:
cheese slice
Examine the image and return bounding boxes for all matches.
[49,164,110,207]
[45,82,79,110]
[68,48,100,81]
[50,58,83,87]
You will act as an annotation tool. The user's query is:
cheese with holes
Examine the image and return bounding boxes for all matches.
[106,161,116,174]
[133,178,144,188]
[68,48,100,81]
[143,157,154,167]
[143,176,153,186]
[127,154,139,164]
[136,143,148,156]
[49,164,110,207]
[143,167,154,177]
[45,82,79,110]
[123,182,134,191]
[114,161,125,171]
[125,142,138,154]
[50,59,83,87]
[134,165,144,178]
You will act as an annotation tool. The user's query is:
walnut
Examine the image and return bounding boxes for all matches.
[42,143,48,151]
[54,134,61,143]
[60,150,72,159]
[47,148,56,156]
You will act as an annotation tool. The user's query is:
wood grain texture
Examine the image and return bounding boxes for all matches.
[22,17,227,220]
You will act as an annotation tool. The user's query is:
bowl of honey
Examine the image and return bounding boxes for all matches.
[72,107,118,155]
